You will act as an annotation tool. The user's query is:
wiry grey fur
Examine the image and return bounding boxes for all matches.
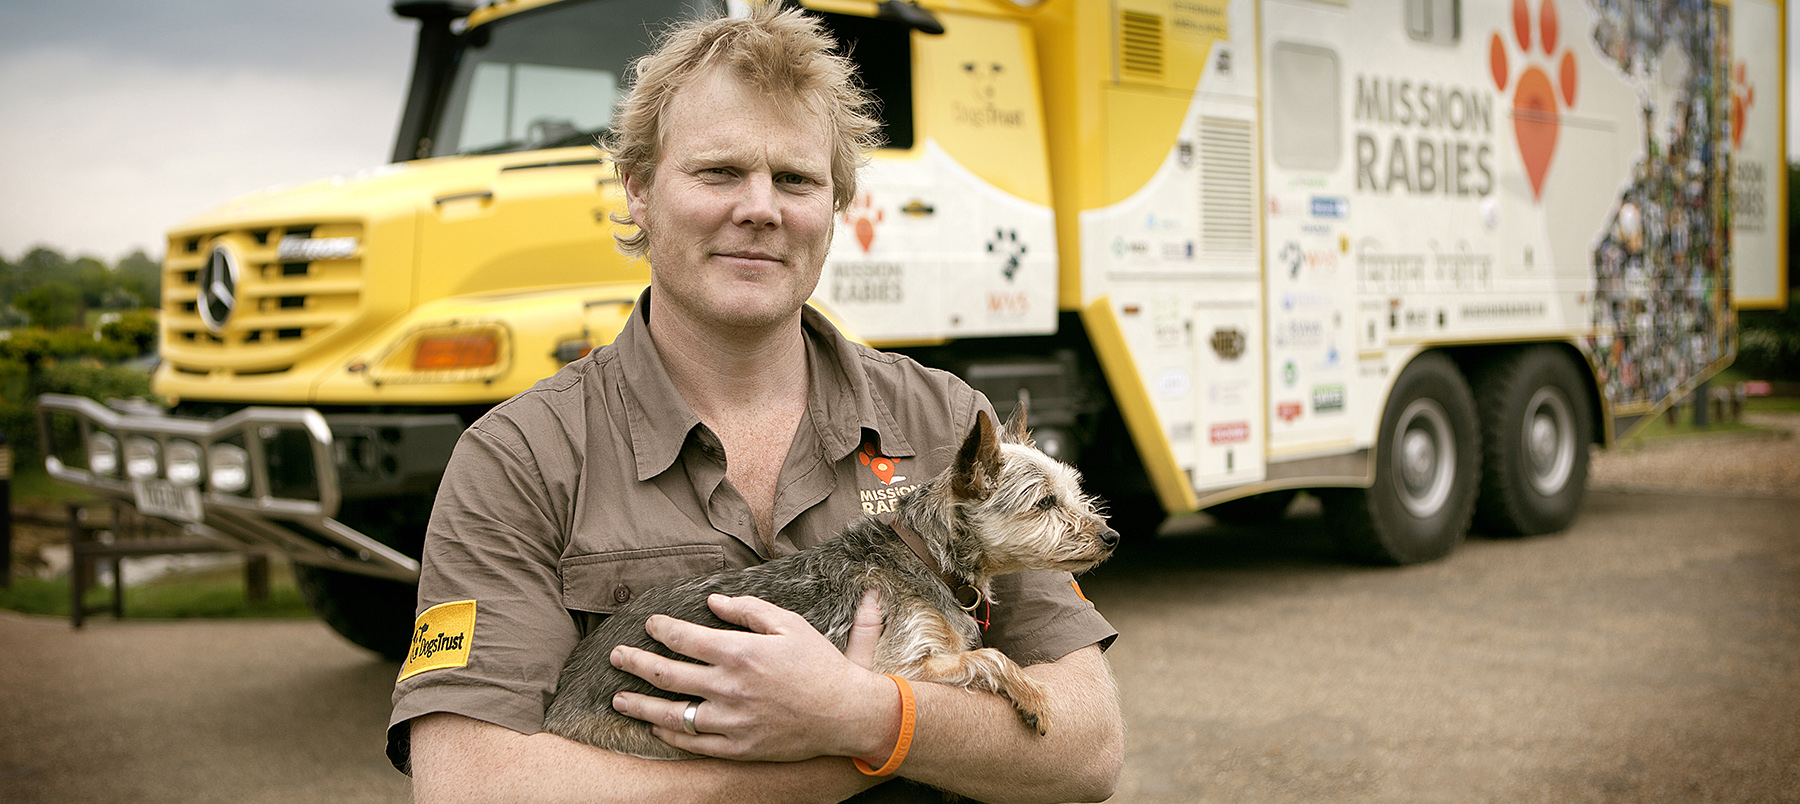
[543,410,1117,759]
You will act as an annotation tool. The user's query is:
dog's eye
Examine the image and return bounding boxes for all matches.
[1035,494,1057,511]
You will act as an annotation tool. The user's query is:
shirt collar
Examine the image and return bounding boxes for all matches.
[798,303,915,463]
[614,289,914,482]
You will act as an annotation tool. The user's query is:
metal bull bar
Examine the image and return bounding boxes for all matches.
[36,394,421,582]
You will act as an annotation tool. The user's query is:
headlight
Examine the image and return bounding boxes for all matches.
[413,331,501,370]
[124,436,160,480]
[208,443,250,493]
[88,431,119,477]
[367,321,512,385]
[166,440,203,486]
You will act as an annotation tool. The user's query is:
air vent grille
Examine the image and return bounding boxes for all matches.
[1199,116,1256,256]
[1120,11,1165,80]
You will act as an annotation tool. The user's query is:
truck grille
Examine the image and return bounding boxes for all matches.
[161,222,364,375]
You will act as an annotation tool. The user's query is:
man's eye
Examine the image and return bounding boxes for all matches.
[1035,494,1057,511]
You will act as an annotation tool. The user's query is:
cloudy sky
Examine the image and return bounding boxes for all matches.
[0,1,415,262]
[2,1,1797,263]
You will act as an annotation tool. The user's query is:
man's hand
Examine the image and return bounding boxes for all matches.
[608,590,898,764]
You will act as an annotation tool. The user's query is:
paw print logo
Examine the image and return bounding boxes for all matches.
[858,443,905,485]
[1730,61,1754,149]
[1278,241,1303,278]
[1489,0,1577,200]
[987,228,1026,281]
[841,193,882,253]
[962,61,1003,102]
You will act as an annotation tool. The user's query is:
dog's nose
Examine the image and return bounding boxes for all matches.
[1099,529,1120,548]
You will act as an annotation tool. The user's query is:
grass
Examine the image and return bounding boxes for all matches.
[0,560,313,619]
[9,463,92,509]
[1619,394,1798,443]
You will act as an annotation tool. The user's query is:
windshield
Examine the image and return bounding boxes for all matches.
[428,0,715,157]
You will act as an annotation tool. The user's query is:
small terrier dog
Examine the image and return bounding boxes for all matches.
[544,410,1118,759]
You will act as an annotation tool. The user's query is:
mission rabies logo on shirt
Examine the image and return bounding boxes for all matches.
[857,442,918,515]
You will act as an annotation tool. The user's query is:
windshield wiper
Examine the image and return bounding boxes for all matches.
[459,126,609,156]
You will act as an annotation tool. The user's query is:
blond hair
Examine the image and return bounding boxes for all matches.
[606,4,881,257]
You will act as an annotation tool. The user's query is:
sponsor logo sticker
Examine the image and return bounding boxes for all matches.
[1310,196,1349,218]
[1313,383,1347,413]
[1210,327,1246,361]
[1209,421,1250,444]
[1277,401,1305,423]
[397,599,476,682]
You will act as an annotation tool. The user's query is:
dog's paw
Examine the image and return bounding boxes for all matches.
[1016,706,1049,736]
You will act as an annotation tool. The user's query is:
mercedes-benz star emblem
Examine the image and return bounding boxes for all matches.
[198,243,240,332]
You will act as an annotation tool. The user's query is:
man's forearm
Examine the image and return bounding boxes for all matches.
[408,713,884,804]
[885,645,1124,804]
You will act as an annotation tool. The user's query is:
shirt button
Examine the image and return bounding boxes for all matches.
[613,585,632,604]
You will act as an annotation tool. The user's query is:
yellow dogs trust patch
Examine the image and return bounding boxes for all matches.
[397,599,476,682]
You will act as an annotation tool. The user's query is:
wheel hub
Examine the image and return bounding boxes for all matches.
[1523,387,1575,495]
[1393,399,1455,518]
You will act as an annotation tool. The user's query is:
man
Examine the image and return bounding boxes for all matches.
[389,6,1123,802]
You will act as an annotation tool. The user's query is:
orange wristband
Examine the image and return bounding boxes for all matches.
[853,674,915,776]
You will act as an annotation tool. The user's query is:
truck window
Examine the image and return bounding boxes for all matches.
[814,11,916,151]
[429,0,711,157]
[1269,42,1341,171]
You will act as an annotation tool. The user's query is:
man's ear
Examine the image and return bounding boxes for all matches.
[952,410,1001,498]
[622,170,651,234]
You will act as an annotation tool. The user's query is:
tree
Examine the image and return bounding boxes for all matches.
[16,283,82,329]
[116,250,163,309]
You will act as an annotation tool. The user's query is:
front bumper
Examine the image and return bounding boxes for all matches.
[37,394,462,582]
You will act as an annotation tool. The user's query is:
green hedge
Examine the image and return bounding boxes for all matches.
[1737,306,1800,381]
[0,316,157,468]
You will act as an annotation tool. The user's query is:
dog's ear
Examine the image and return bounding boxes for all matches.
[952,410,1002,498]
[1001,401,1030,445]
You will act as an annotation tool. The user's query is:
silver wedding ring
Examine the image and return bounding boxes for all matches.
[681,700,701,736]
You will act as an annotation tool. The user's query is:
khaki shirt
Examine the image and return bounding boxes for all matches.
[388,290,1116,792]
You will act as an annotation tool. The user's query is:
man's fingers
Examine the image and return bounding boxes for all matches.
[705,593,812,636]
[609,643,709,695]
[843,589,884,669]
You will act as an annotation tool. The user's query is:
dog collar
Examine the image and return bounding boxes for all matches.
[887,518,984,613]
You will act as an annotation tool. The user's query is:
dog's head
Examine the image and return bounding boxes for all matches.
[938,409,1119,579]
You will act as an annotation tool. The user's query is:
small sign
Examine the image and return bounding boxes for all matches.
[1209,421,1250,444]
[133,480,203,523]
[1310,196,1349,218]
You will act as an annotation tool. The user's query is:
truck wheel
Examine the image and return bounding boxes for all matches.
[1324,352,1480,564]
[293,565,419,662]
[1206,490,1299,525]
[1473,346,1593,536]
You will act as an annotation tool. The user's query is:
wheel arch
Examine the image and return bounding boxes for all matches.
[1439,341,1605,448]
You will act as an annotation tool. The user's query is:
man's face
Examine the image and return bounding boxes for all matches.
[625,69,836,334]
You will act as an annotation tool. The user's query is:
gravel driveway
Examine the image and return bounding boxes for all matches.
[1589,411,1800,498]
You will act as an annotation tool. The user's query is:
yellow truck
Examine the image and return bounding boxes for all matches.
[39,0,1787,659]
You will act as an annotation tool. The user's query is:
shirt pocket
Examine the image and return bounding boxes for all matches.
[559,544,726,616]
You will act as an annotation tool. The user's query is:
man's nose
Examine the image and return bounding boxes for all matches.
[735,173,781,228]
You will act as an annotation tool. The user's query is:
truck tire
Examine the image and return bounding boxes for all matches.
[293,565,419,662]
[1323,352,1480,564]
[1472,346,1593,536]
[1206,490,1299,525]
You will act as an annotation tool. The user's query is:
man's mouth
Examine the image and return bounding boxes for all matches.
[715,249,781,264]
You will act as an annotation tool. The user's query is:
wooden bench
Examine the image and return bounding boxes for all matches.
[66,501,270,628]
